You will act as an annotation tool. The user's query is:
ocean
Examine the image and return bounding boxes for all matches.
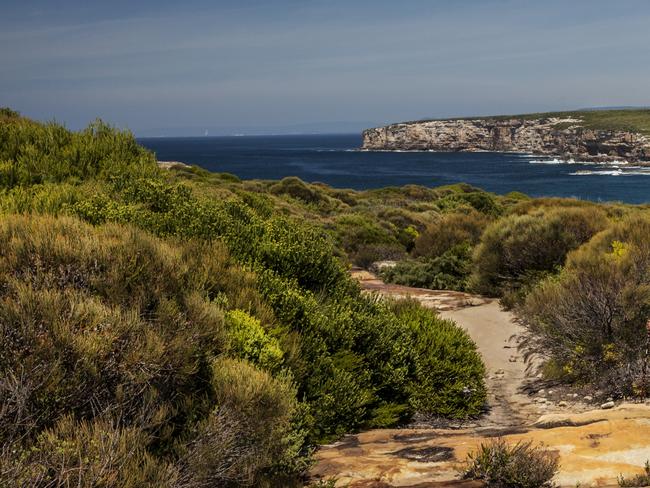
[138,134,650,204]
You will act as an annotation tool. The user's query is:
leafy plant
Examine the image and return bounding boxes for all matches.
[462,438,559,488]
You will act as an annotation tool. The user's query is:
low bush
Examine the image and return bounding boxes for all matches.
[1,416,175,488]
[470,206,608,300]
[619,461,650,487]
[331,213,401,263]
[462,438,559,488]
[413,210,489,259]
[519,216,650,396]
[436,190,502,217]
[381,244,472,291]
[178,358,300,486]
[0,118,157,187]
[392,300,486,416]
[270,177,330,207]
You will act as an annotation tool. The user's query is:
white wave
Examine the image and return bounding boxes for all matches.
[530,158,630,166]
[529,158,566,165]
[570,169,624,176]
[570,168,650,176]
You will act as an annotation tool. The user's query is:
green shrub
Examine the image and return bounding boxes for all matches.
[470,206,609,299]
[413,209,489,259]
[381,244,472,291]
[462,438,559,488]
[0,118,158,187]
[179,358,301,486]
[392,300,486,416]
[270,177,329,206]
[331,213,403,266]
[226,310,284,371]
[1,416,176,488]
[0,214,306,484]
[436,190,502,217]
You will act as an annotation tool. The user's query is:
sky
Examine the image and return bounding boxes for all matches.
[2,0,650,135]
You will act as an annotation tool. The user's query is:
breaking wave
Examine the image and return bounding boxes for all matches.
[570,168,650,176]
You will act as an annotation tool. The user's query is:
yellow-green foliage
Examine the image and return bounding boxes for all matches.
[0,119,157,186]
[226,310,284,370]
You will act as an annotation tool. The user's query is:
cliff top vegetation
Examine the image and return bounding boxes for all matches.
[381,108,650,136]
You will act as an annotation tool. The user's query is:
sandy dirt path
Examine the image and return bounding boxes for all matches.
[439,302,539,428]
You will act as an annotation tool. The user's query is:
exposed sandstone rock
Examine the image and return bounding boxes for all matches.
[312,404,650,487]
[362,117,650,163]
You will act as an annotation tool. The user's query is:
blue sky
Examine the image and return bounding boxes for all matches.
[2,0,649,135]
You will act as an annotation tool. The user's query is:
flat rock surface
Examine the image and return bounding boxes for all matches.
[313,404,650,487]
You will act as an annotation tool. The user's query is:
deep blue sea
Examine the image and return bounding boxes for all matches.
[138,134,650,204]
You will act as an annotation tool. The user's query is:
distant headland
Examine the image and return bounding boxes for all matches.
[362,109,650,163]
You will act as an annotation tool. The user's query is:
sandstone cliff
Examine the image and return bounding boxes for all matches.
[362,116,650,162]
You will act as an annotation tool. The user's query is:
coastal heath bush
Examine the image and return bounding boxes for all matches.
[225,309,284,371]
[519,216,650,396]
[0,118,157,187]
[462,438,558,488]
[391,300,486,416]
[435,190,502,217]
[413,209,489,259]
[381,243,472,291]
[178,358,300,487]
[470,206,608,301]
[0,214,307,485]
[1,415,176,488]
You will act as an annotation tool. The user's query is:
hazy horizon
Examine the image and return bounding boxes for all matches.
[3,0,650,136]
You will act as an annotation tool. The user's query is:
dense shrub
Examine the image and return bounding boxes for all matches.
[0,215,300,485]
[436,190,502,217]
[178,358,300,486]
[413,209,489,258]
[331,213,402,265]
[392,300,486,416]
[519,216,650,396]
[225,310,284,371]
[0,119,157,187]
[470,206,608,300]
[462,438,559,488]
[381,244,472,291]
[270,177,330,207]
[1,416,176,487]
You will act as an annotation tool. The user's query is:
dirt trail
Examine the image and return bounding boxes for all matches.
[310,271,650,487]
[440,302,539,428]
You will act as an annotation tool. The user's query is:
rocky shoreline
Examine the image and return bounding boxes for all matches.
[362,116,650,164]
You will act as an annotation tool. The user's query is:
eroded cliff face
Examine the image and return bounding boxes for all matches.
[362,117,650,162]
